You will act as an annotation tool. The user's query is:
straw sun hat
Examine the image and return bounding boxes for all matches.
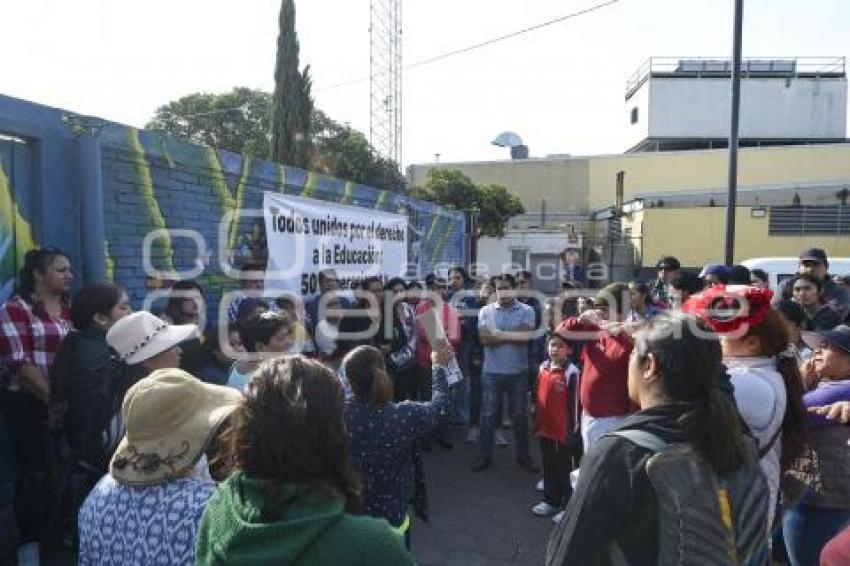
[109,368,241,485]
[106,311,198,365]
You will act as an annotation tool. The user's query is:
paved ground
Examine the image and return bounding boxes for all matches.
[411,428,554,566]
[41,427,553,566]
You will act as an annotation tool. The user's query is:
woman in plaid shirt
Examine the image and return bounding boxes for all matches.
[0,248,72,565]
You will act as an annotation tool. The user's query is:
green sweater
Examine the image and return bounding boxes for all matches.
[196,472,414,566]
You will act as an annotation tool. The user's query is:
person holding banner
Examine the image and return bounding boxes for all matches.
[414,277,460,450]
[472,274,539,474]
[448,267,478,429]
[343,344,451,548]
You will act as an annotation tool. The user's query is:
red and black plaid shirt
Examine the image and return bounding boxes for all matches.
[0,295,71,391]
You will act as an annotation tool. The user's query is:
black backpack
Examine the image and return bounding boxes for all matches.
[608,430,769,566]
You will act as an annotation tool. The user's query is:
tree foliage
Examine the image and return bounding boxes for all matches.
[413,169,524,237]
[146,91,406,192]
[311,110,406,191]
[146,88,272,158]
[269,0,313,169]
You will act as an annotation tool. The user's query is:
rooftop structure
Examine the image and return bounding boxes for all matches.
[623,57,847,152]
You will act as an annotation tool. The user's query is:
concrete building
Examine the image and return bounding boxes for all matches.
[623,57,847,152]
[409,57,850,286]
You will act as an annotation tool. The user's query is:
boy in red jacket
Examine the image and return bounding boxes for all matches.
[532,331,581,520]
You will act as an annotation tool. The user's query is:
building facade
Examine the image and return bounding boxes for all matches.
[409,57,850,285]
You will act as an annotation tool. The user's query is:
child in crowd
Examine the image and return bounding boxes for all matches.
[227,311,293,391]
[532,331,581,523]
[275,294,315,355]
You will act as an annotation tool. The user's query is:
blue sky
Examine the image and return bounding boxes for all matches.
[2,0,848,166]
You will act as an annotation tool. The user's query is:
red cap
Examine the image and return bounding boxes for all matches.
[682,284,774,335]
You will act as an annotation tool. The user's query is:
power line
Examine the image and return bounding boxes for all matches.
[316,0,621,92]
[169,0,621,120]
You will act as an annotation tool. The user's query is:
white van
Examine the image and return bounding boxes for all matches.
[741,257,850,290]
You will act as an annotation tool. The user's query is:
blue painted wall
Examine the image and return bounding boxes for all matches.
[0,94,467,318]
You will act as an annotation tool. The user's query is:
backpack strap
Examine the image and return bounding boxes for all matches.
[757,426,782,459]
[605,430,668,566]
[608,429,669,453]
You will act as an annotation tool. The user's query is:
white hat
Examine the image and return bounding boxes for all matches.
[107,311,198,365]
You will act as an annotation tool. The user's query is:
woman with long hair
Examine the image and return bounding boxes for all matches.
[196,355,413,565]
[546,312,769,565]
[0,248,72,565]
[343,344,450,546]
[684,285,806,518]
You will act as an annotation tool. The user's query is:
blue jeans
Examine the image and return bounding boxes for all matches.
[478,372,530,459]
[451,342,473,425]
[782,502,850,566]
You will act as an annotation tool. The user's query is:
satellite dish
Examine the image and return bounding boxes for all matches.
[491,131,524,148]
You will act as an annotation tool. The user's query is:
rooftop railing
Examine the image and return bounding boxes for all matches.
[625,56,846,100]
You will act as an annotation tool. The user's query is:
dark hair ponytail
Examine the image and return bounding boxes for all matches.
[342,345,393,407]
[635,312,744,474]
[683,366,745,475]
[17,247,69,301]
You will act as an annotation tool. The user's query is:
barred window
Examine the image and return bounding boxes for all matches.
[769,205,850,235]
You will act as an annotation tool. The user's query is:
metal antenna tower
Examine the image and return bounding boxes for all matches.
[369,0,402,166]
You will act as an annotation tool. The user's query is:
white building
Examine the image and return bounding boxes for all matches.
[623,57,847,152]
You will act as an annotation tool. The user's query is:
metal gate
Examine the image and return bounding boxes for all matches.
[0,136,36,303]
[584,220,643,285]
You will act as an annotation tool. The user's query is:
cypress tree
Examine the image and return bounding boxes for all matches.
[270,0,313,168]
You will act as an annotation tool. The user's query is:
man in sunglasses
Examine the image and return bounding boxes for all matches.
[776,248,850,322]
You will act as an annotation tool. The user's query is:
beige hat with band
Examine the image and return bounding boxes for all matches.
[107,311,198,365]
[109,368,241,485]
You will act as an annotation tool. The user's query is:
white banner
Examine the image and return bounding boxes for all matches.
[262,192,408,296]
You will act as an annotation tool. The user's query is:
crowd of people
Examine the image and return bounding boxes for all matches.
[2,245,850,564]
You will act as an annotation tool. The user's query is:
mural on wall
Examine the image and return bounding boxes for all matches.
[97,123,466,319]
[0,139,37,304]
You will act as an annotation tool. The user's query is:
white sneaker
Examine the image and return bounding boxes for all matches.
[535,479,545,492]
[466,427,479,443]
[495,429,509,447]
[532,501,559,517]
[552,510,566,524]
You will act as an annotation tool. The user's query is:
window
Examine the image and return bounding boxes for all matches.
[510,248,529,271]
[769,205,850,235]
[630,107,639,124]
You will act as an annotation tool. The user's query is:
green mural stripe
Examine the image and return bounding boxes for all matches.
[128,128,175,273]
[302,171,318,198]
[0,166,37,271]
[277,163,287,192]
[432,216,452,261]
[341,181,355,205]
[374,190,388,210]
[228,156,253,251]
[423,213,441,247]
[204,149,236,211]
[104,240,115,281]
[153,133,176,169]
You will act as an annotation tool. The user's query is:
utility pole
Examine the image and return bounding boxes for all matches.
[724,0,744,265]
